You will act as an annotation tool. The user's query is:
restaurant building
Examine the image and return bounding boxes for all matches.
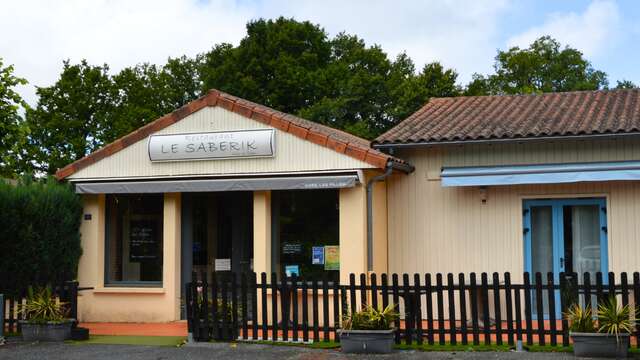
[57,88,640,323]
[55,90,411,322]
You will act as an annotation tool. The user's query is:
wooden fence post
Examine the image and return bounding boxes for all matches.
[0,293,4,338]
[447,273,457,345]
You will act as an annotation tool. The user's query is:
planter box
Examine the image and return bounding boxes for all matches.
[339,329,395,354]
[20,320,73,342]
[571,332,630,358]
[194,320,236,342]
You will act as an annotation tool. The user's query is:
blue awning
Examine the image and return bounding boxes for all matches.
[441,161,640,187]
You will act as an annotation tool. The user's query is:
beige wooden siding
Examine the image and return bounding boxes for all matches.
[387,146,640,283]
[69,107,374,180]
[444,138,640,167]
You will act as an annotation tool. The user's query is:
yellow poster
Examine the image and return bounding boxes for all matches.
[324,245,339,270]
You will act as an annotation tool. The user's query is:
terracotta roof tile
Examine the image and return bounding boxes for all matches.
[375,89,640,145]
[56,89,409,179]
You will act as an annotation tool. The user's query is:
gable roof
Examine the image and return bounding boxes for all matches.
[374,89,640,145]
[56,89,411,180]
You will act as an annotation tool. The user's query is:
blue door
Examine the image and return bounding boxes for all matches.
[523,198,608,317]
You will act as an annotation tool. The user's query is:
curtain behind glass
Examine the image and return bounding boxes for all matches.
[571,205,601,280]
[531,206,553,316]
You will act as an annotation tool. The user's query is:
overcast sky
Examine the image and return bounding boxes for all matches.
[1,0,639,106]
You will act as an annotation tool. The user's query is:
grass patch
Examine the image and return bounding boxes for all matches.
[527,344,572,353]
[395,343,512,352]
[235,339,341,349]
[67,335,186,347]
[395,342,576,353]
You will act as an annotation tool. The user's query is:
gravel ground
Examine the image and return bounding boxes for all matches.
[0,339,633,360]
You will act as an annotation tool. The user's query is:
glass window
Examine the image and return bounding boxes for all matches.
[272,190,339,281]
[106,194,164,286]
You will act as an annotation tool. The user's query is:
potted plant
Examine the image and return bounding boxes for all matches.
[567,296,634,358]
[19,287,74,341]
[339,304,398,354]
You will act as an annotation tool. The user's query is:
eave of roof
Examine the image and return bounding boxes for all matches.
[56,89,410,180]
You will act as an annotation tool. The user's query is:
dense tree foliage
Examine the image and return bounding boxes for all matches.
[108,56,202,143]
[465,36,608,95]
[0,178,82,295]
[0,58,28,178]
[25,60,114,174]
[615,79,637,89]
[24,58,202,174]
[201,18,457,138]
[0,18,632,177]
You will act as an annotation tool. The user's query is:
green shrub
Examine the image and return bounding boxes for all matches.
[19,287,69,324]
[565,303,596,332]
[0,177,82,295]
[343,304,399,331]
[597,296,635,339]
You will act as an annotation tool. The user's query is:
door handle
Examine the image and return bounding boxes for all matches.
[560,257,565,268]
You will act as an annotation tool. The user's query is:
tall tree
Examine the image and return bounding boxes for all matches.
[25,60,115,174]
[299,33,405,138]
[466,36,608,95]
[615,79,637,89]
[108,56,202,143]
[24,56,202,174]
[201,17,458,138]
[0,58,28,178]
[200,17,331,114]
[389,61,460,121]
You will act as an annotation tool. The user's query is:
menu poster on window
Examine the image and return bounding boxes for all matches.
[282,242,303,255]
[324,246,339,270]
[312,246,324,265]
[129,220,158,261]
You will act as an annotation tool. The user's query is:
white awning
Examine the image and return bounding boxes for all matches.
[74,174,358,194]
[441,161,640,187]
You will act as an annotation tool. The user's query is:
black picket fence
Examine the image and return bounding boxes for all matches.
[186,271,640,347]
[2,281,80,334]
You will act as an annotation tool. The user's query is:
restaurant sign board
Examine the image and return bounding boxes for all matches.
[148,129,275,162]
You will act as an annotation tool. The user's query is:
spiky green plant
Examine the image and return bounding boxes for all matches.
[565,303,596,333]
[343,304,399,331]
[597,296,635,342]
[18,287,68,324]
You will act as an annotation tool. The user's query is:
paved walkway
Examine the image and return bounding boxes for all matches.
[79,322,188,336]
[0,340,632,360]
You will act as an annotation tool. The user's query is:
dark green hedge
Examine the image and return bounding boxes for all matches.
[0,178,82,295]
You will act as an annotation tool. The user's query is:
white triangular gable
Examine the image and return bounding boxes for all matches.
[68,107,374,180]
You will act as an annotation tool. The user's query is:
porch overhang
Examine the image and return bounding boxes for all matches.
[73,173,359,194]
[441,161,640,187]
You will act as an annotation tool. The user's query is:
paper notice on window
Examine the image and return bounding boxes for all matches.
[215,258,231,272]
[285,265,300,277]
[324,246,339,270]
[312,246,325,265]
